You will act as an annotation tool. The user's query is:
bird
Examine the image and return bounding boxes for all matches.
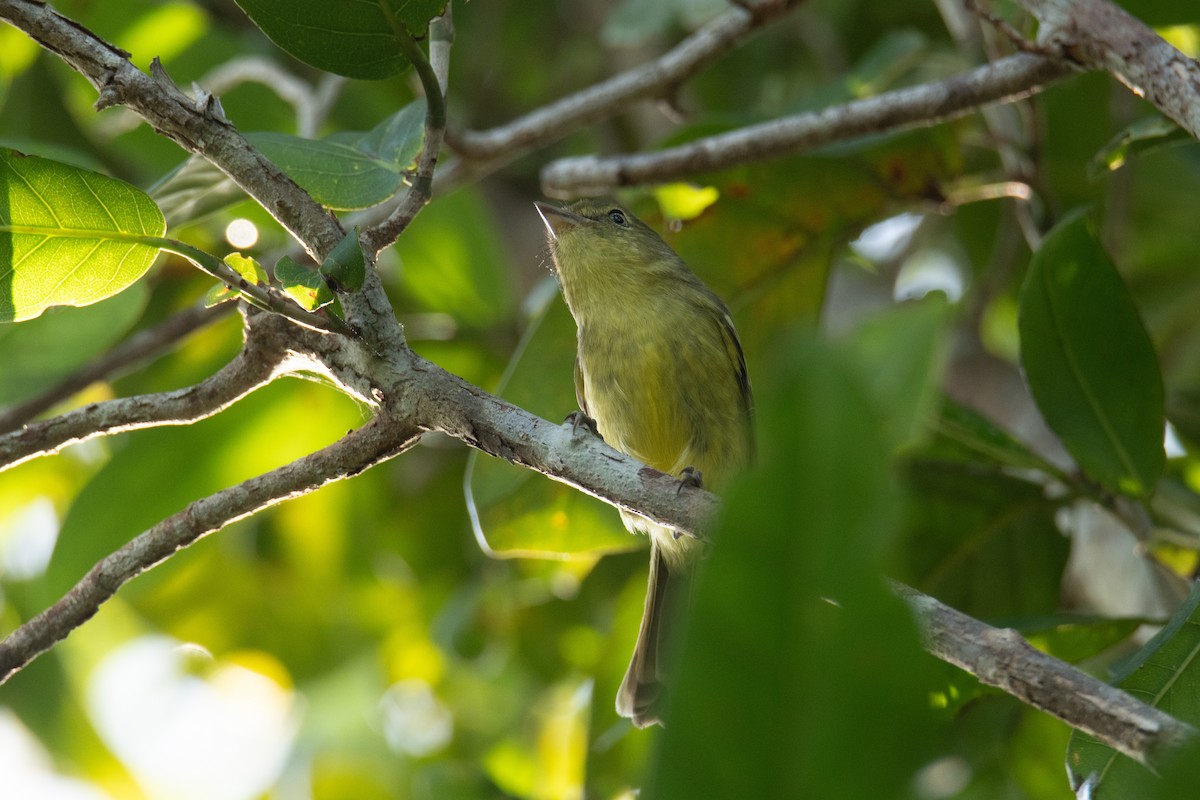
[535,199,754,727]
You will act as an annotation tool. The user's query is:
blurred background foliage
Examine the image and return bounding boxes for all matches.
[1,0,1200,798]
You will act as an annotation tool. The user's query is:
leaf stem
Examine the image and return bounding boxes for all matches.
[148,237,352,337]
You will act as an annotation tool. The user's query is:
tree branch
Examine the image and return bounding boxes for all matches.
[0,0,343,258]
[895,582,1198,768]
[436,0,803,190]
[540,52,1074,195]
[0,301,235,434]
[1015,0,1200,140]
[361,5,453,255]
[0,309,291,472]
[0,414,421,684]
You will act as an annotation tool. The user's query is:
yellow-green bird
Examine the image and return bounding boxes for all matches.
[535,200,754,728]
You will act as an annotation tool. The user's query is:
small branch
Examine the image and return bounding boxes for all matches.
[200,56,345,138]
[1013,0,1200,140]
[0,0,344,258]
[0,311,291,472]
[0,301,234,434]
[0,414,421,684]
[895,582,1198,768]
[361,6,453,255]
[153,237,355,337]
[541,52,1074,195]
[437,0,802,189]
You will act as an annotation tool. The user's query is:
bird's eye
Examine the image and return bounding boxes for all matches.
[607,209,627,226]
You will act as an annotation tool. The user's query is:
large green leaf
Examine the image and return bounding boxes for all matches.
[646,334,936,796]
[0,148,165,323]
[233,0,448,79]
[1018,210,1165,497]
[248,101,425,211]
[1066,581,1200,797]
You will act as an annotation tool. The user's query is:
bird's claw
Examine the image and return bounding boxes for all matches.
[563,410,602,440]
[676,466,702,495]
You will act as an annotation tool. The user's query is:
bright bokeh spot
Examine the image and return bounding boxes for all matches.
[894,249,965,303]
[852,212,923,262]
[86,636,298,800]
[378,679,453,757]
[0,497,58,580]
[653,182,719,221]
[224,218,259,249]
[0,710,112,800]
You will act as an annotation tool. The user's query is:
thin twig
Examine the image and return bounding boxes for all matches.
[0,302,235,434]
[361,6,453,255]
[0,312,291,471]
[894,581,1197,768]
[0,414,421,684]
[540,52,1075,195]
[436,0,802,190]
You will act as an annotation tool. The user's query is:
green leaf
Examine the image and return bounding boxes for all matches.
[248,104,425,211]
[1066,581,1200,796]
[1018,210,1165,497]
[150,155,245,228]
[0,148,166,323]
[320,228,366,293]
[1088,116,1193,179]
[926,398,1067,476]
[233,0,448,80]
[898,463,1068,619]
[840,296,949,452]
[275,255,333,311]
[1017,614,1147,664]
[223,252,267,285]
[352,100,426,168]
[0,283,148,405]
[248,132,406,212]
[647,334,936,796]
[465,293,637,559]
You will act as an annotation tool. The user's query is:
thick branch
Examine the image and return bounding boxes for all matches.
[0,310,290,472]
[541,52,1073,195]
[0,301,234,434]
[895,582,1198,768]
[0,414,420,684]
[1016,0,1200,140]
[438,0,802,188]
[0,0,343,258]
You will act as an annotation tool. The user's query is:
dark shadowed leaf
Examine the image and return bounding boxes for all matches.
[1067,581,1200,797]
[233,0,448,79]
[1019,210,1165,497]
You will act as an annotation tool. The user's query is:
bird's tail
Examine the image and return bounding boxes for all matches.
[616,540,691,728]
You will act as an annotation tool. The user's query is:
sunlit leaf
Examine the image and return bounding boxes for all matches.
[275,255,332,311]
[233,0,448,79]
[0,148,166,322]
[1019,210,1165,497]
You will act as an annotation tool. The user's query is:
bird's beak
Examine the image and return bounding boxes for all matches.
[534,201,587,241]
